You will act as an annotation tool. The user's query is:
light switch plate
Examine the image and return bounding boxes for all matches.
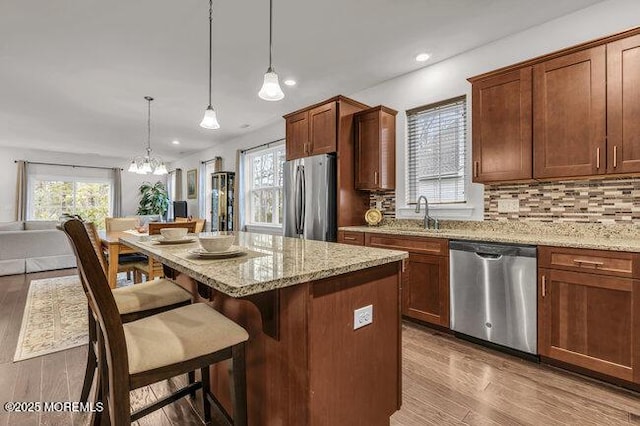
[354,305,373,330]
[497,199,519,213]
[375,200,382,210]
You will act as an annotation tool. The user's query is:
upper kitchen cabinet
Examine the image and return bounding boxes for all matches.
[284,99,339,160]
[284,95,372,227]
[533,46,606,179]
[471,68,532,183]
[285,111,309,160]
[469,27,640,182]
[607,34,640,174]
[355,106,398,191]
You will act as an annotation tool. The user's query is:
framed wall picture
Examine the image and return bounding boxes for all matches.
[187,169,198,199]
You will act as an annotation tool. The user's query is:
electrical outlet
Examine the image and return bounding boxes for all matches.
[354,305,373,330]
[497,199,519,213]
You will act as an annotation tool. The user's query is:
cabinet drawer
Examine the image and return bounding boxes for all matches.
[337,231,365,246]
[365,233,448,256]
[539,246,639,278]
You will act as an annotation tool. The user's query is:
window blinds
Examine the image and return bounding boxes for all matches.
[406,96,466,205]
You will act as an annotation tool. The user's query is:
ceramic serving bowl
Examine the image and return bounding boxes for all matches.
[160,228,188,240]
[198,233,235,252]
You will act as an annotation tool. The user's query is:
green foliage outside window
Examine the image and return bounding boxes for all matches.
[32,180,111,228]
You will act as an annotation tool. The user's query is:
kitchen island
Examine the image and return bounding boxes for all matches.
[120,232,408,426]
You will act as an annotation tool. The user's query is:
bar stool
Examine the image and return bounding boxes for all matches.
[76,222,194,404]
[61,219,248,426]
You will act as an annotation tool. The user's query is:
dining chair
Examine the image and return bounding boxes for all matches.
[104,217,147,281]
[136,222,198,280]
[148,221,197,235]
[61,219,248,426]
[176,217,206,233]
[73,221,194,405]
[104,217,139,232]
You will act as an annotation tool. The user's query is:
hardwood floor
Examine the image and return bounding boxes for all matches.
[1,271,639,425]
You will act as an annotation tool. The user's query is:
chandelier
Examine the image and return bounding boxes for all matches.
[128,96,168,175]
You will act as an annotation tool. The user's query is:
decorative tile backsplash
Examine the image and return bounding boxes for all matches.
[484,177,640,224]
[370,177,640,224]
[369,191,396,219]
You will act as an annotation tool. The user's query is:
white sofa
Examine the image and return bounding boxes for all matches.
[0,221,76,276]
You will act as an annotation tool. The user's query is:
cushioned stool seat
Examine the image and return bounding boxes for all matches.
[113,279,192,315]
[124,303,249,374]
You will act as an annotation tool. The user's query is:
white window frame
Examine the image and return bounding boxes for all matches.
[243,143,285,230]
[398,96,475,220]
[27,173,113,222]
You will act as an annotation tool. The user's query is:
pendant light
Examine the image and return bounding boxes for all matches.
[200,0,220,129]
[128,96,167,175]
[258,0,284,101]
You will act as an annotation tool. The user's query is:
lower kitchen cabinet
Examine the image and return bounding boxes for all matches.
[365,233,449,327]
[538,267,640,383]
[404,253,449,326]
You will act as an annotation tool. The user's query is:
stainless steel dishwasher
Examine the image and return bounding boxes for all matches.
[449,240,537,355]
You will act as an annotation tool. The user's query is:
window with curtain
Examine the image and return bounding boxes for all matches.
[243,144,285,227]
[27,164,113,228]
[406,96,467,205]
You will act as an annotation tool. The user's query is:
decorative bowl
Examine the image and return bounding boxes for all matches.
[198,233,235,252]
[365,208,383,226]
[160,228,188,240]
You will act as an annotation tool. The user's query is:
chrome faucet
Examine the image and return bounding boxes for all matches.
[415,195,438,229]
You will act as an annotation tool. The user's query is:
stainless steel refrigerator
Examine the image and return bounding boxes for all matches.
[283,154,336,241]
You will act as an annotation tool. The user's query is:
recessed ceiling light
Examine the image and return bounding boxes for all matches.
[172,140,180,145]
[284,79,297,86]
[415,53,431,62]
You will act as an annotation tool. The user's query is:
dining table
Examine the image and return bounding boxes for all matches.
[99,230,162,288]
[118,230,408,426]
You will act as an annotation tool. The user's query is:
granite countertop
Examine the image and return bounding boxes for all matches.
[340,219,640,253]
[120,231,407,297]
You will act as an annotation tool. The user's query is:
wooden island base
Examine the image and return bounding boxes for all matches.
[171,262,402,426]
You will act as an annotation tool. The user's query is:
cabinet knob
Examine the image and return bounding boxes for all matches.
[596,147,600,169]
[541,275,547,297]
[474,161,479,178]
[613,145,618,169]
[374,171,379,185]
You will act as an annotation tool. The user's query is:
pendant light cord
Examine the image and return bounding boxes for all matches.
[268,0,273,70]
[208,0,213,107]
[146,96,153,155]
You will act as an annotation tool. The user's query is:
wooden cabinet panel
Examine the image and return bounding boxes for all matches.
[538,269,637,382]
[538,246,639,278]
[355,111,379,189]
[286,111,309,161]
[355,106,397,191]
[607,34,640,173]
[472,67,532,182]
[403,253,449,326]
[533,46,606,179]
[337,230,365,246]
[364,232,449,327]
[366,234,448,256]
[309,102,337,155]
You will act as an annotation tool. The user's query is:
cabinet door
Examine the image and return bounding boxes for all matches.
[309,102,337,155]
[472,67,532,182]
[607,34,640,173]
[355,111,380,190]
[539,268,638,382]
[403,253,449,327]
[533,46,606,179]
[286,111,308,161]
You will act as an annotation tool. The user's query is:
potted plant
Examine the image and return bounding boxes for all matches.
[137,181,169,218]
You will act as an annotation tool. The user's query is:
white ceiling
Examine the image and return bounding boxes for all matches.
[0,0,603,161]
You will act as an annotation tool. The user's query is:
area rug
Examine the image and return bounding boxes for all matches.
[14,275,89,362]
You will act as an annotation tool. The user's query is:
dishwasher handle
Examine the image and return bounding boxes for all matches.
[475,252,503,260]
